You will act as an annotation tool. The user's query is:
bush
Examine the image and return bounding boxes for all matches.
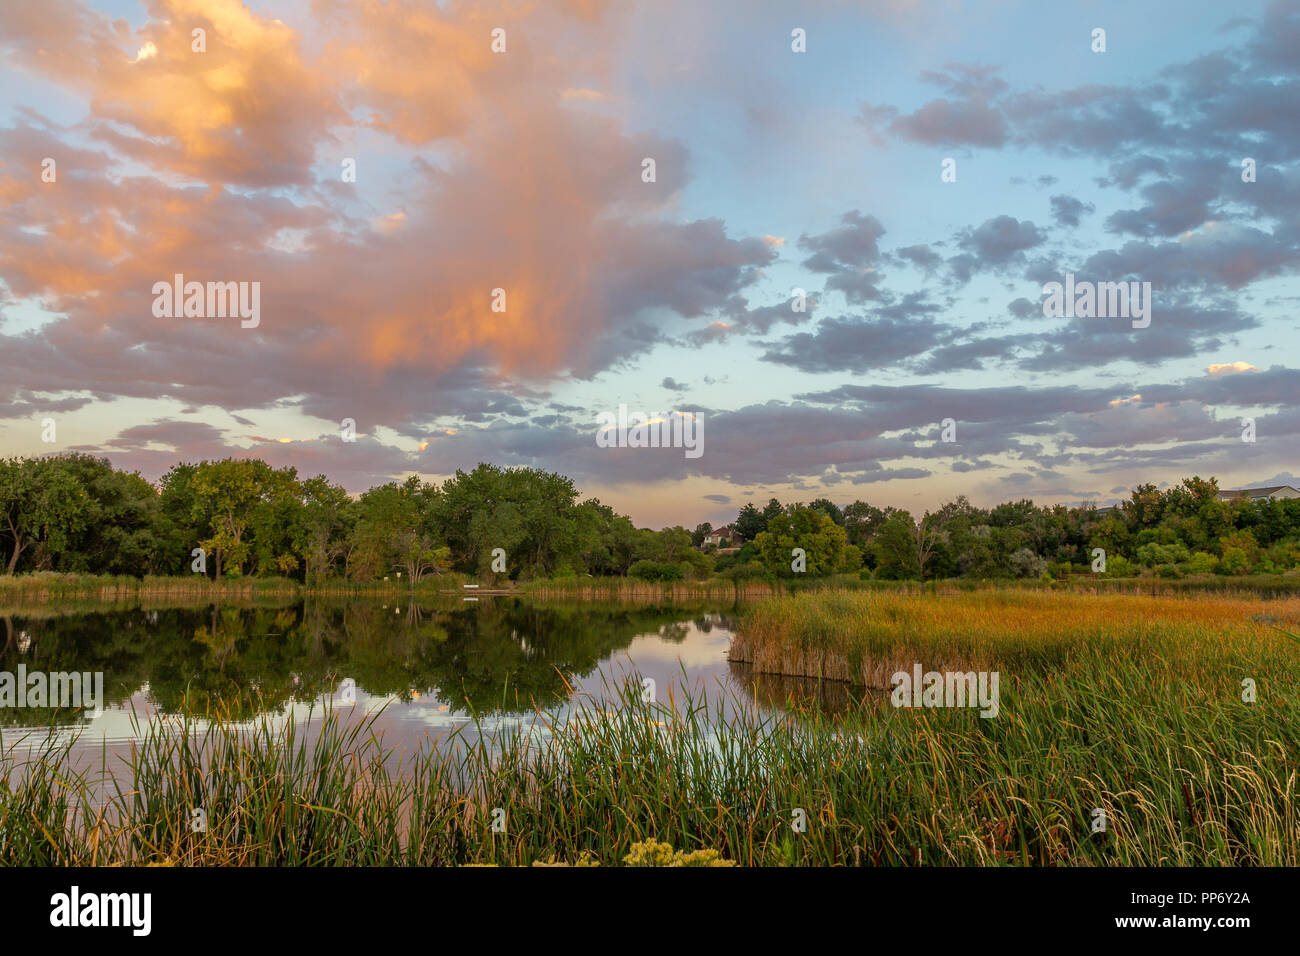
[719,560,770,582]
[1219,548,1252,575]
[1136,541,1192,567]
[1009,548,1047,578]
[628,560,684,582]
[1103,554,1135,577]
[623,840,735,868]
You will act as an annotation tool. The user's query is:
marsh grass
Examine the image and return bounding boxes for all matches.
[4,571,1296,614]
[520,578,779,602]
[0,572,476,612]
[732,589,1300,685]
[3,609,1297,867]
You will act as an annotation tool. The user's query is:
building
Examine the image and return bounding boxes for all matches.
[702,526,743,549]
[1217,485,1300,503]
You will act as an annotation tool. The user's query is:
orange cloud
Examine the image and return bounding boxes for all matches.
[1,0,344,185]
[0,0,772,434]
[1207,361,1258,376]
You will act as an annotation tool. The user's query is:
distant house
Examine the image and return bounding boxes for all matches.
[1094,505,1121,516]
[1217,485,1300,503]
[702,526,743,549]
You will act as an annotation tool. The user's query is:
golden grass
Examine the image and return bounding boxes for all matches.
[732,588,1299,686]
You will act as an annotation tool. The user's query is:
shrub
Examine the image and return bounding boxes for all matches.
[719,561,769,581]
[623,840,735,867]
[628,560,683,582]
[1219,548,1252,575]
[1009,548,1047,578]
[1103,554,1135,577]
[1136,541,1192,567]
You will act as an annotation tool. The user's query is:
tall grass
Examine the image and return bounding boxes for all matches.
[520,577,779,603]
[3,588,1297,866]
[3,657,1297,865]
[4,570,1296,611]
[0,571,474,610]
[733,589,1300,685]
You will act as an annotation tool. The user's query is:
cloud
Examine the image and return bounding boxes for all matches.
[799,210,887,273]
[1049,194,1095,228]
[760,312,947,374]
[1207,361,1259,376]
[858,63,1009,147]
[0,0,776,442]
[0,0,347,187]
[957,216,1045,268]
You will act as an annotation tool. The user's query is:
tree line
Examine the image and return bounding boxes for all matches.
[702,477,1300,580]
[2,455,1297,582]
[0,454,703,582]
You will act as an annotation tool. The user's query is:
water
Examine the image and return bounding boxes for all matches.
[0,598,855,768]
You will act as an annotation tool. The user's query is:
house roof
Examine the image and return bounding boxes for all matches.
[1219,485,1298,499]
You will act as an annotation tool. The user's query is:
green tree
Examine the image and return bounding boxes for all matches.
[753,506,850,577]
[297,475,354,584]
[807,497,844,526]
[189,458,274,577]
[47,454,160,575]
[842,501,888,547]
[871,510,947,580]
[734,503,766,541]
[0,457,89,574]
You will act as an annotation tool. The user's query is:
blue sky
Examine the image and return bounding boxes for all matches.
[1,0,1297,527]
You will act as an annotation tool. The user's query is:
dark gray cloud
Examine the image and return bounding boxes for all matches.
[895,244,944,272]
[799,210,886,273]
[1019,298,1258,373]
[859,63,1009,147]
[914,335,1020,374]
[687,291,821,342]
[957,215,1046,267]
[760,313,948,374]
[1050,194,1095,228]
[1007,297,1038,319]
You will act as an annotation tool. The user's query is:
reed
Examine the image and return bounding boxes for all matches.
[732,588,1300,686]
[3,653,1297,866]
[519,577,779,603]
[4,570,1296,611]
[0,572,474,610]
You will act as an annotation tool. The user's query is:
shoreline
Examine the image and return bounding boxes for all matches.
[2,570,1298,612]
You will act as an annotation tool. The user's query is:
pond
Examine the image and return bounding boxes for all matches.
[0,597,858,766]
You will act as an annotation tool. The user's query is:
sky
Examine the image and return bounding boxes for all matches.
[1,0,1297,529]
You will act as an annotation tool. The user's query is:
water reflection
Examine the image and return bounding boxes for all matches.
[0,598,869,751]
